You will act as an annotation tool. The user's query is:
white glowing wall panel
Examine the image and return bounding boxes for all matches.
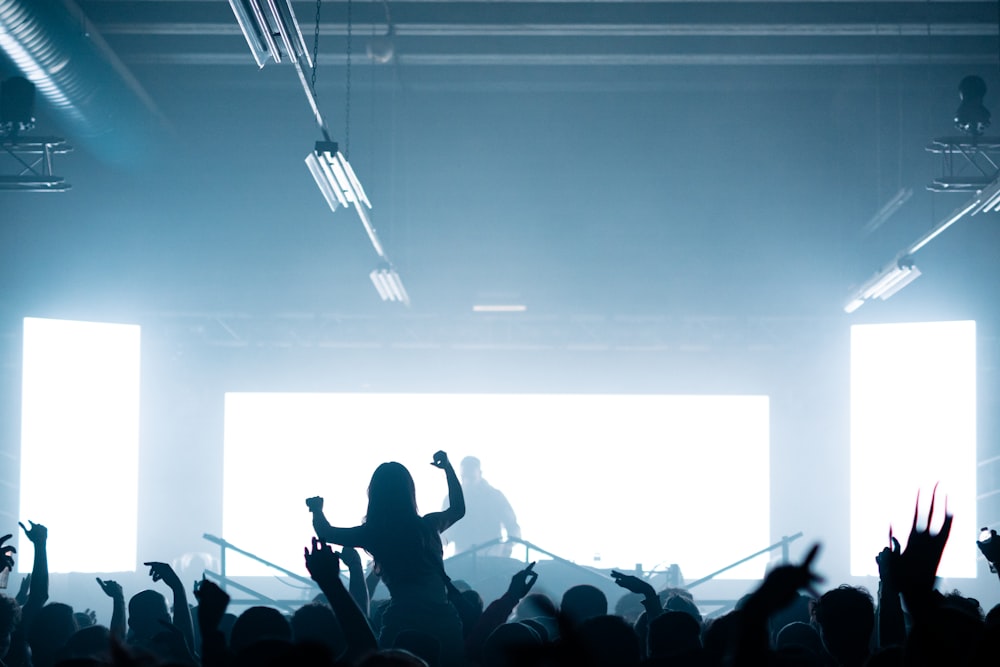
[223,393,770,578]
[19,317,141,573]
[850,321,976,578]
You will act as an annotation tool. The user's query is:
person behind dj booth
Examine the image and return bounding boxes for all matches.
[442,456,521,558]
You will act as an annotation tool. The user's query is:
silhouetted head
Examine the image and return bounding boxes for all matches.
[769,593,813,642]
[291,601,345,658]
[614,593,645,625]
[648,610,702,658]
[813,586,874,664]
[560,585,607,626]
[230,605,292,654]
[0,594,21,659]
[577,615,641,667]
[27,602,78,667]
[513,592,557,621]
[366,462,419,526]
[460,457,483,486]
[62,625,112,662]
[128,590,170,641]
[482,622,542,667]
[775,621,824,656]
[701,611,741,666]
[943,590,985,622]
[663,592,703,627]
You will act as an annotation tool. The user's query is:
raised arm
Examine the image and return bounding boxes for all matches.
[339,546,370,618]
[144,561,195,656]
[19,520,48,626]
[875,532,905,648]
[428,451,465,532]
[96,578,127,641]
[306,496,366,547]
[305,538,378,662]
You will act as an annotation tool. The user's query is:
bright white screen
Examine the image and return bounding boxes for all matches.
[850,321,976,577]
[223,393,770,579]
[19,317,141,573]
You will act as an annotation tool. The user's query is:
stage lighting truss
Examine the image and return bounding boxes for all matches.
[844,136,1000,314]
[0,136,72,192]
[843,256,921,314]
[305,141,385,258]
[228,0,313,69]
[229,0,410,305]
[370,264,410,305]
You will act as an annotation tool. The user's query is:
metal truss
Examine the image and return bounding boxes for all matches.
[926,136,1000,193]
[137,311,850,352]
[0,136,72,192]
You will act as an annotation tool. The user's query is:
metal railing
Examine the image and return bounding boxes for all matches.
[202,533,317,612]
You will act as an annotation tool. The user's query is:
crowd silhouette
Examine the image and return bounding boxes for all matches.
[3,451,1000,666]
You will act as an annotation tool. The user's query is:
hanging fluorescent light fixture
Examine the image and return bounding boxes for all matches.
[305,141,386,258]
[843,256,921,313]
[228,0,313,69]
[370,265,410,305]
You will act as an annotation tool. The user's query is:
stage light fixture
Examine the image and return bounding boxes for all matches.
[955,75,990,136]
[227,0,313,69]
[305,141,387,258]
[0,76,35,137]
[473,305,527,313]
[370,264,409,305]
[844,256,921,313]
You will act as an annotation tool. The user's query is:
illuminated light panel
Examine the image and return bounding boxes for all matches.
[223,393,769,578]
[472,305,527,313]
[850,320,976,577]
[20,317,141,573]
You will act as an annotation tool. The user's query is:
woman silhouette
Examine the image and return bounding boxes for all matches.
[306,450,466,665]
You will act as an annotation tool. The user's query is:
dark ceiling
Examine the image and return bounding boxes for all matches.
[2,0,999,340]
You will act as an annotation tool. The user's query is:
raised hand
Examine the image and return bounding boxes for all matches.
[431,451,451,469]
[193,578,230,631]
[892,487,953,600]
[507,562,539,599]
[611,570,656,599]
[977,528,1000,567]
[304,537,341,584]
[97,577,124,599]
[144,561,183,590]
[18,520,47,544]
[750,543,823,614]
[876,531,902,584]
[305,496,324,513]
[0,533,14,570]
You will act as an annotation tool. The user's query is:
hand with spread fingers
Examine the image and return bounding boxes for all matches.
[304,537,341,585]
[891,486,953,603]
[507,562,539,600]
[97,577,124,600]
[144,561,183,591]
[750,543,824,614]
[611,570,657,600]
[18,520,47,545]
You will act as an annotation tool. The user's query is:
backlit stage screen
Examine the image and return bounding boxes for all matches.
[19,317,141,573]
[223,393,770,579]
[850,320,977,578]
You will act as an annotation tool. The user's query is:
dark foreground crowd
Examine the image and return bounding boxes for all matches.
[2,452,1000,667]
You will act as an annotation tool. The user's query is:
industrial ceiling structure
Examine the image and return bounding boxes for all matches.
[2,0,999,336]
